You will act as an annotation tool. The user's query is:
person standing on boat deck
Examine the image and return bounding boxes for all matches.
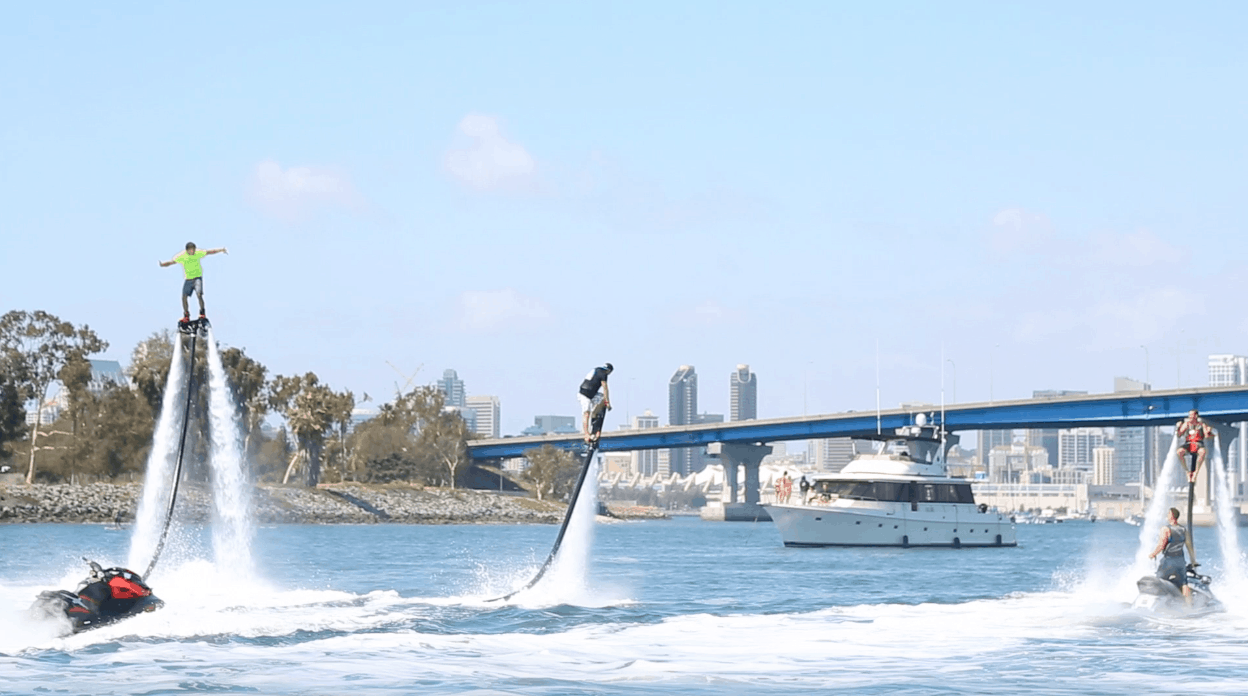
[799,475,811,504]
[1149,507,1193,605]
[1175,409,1213,483]
[578,363,612,443]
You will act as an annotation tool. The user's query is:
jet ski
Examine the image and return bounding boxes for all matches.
[1133,562,1222,617]
[30,559,163,633]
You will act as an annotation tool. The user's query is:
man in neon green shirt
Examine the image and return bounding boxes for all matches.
[159,242,228,321]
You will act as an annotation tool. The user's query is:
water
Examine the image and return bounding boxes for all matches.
[126,341,187,572]
[205,330,254,578]
[5,519,1248,695]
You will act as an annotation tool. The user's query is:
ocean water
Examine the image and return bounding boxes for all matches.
[3,518,1248,695]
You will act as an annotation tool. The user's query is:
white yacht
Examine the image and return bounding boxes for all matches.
[764,421,1016,548]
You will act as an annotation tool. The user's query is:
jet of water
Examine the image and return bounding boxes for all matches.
[1124,433,1183,587]
[128,342,188,573]
[205,329,255,578]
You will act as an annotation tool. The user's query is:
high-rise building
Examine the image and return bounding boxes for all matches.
[730,364,757,421]
[465,395,501,439]
[438,369,465,408]
[668,365,698,475]
[1112,377,1152,486]
[979,430,1015,468]
[632,410,661,476]
[810,438,856,473]
[1209,354,1248,484]
[1026,390,1087,467]
[1093,446,1116,486]
[521,415,579,436]
[1058,428,1107,469]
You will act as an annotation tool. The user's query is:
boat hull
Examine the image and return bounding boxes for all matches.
[764,501,1017,548]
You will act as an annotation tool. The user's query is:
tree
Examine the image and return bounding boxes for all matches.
[523,444,581,501]
[218,346,269,457]
[0,349,26,460]
[128,332,174,418]
[0,311,107,483]
[269,372,343,486]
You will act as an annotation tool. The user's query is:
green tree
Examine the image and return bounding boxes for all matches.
[0,310,108,483]
[523,444,581,501]
[269,372,344,486]
[0,349,27,460]
[128,332,174,418]
[218,346,269,457]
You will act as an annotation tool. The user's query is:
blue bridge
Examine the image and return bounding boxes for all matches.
[468,386,1248,511]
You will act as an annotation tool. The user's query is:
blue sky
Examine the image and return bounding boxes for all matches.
[4,3,1247,436]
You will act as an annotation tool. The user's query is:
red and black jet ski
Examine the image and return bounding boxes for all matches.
[31,559,163,633]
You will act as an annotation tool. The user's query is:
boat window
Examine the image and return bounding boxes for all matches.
[914,484,974,504]
[813,481,909,502]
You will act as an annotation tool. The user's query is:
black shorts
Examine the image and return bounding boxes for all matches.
[182,277,203,297]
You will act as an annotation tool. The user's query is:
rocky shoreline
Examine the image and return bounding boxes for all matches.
[0,483,671,525]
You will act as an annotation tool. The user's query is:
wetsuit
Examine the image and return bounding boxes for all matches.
[1157,523,1188,588]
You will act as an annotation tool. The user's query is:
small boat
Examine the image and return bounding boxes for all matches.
[763,421,1016,548]
[30,559,163,633]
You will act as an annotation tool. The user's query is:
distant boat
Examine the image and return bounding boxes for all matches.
[763,423,1016,548]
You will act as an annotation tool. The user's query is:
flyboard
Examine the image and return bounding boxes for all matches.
[488,400,608,602]
[1132,442,1222,616]
[29,317,208,633]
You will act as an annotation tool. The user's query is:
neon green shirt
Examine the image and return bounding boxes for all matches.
[174,250,208,279]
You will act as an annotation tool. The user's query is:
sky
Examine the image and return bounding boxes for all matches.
[4,2,1248,437]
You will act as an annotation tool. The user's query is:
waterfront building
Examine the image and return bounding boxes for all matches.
[979,430,1015,469]
[730,364,757,421]
[465,395,501,439]
[1026,390,1087,467]
[1112,377,1153,486]
[437,369,465,408]
[810,438,856,473]
[668,365,698,476]
[601,452,632,476]
[988,443,1049,484]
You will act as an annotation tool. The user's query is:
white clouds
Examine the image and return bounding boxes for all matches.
[989,207,1053,256]
[444,114,536,191]
[455,289,551,332]
[247,159,358,220]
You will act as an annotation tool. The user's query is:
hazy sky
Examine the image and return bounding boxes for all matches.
[4,3,1247,436]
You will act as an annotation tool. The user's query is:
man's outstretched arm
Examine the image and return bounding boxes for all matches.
[205,247,228,255]
[158,258,177,267]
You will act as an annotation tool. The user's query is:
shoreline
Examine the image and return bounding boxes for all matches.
[0,483,670,525]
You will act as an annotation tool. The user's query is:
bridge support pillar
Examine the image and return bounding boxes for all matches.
[705,443,772,521]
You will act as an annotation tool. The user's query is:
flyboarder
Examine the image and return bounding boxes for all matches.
[159,242,227,326]
[578,363,612,443]
[1148,507,1193,606]
[1175,409,1213,483]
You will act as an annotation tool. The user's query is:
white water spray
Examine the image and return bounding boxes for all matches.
[1210,440,1248,606]
[1125,433,1182,584]
[128,343,188,572]
[205,330,255,577]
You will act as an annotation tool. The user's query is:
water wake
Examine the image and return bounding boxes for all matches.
[128,343,188,572]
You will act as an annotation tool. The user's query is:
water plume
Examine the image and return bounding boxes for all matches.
[205,330,255,577]
[128,343,188,573]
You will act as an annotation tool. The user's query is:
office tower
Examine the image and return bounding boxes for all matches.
[979,430,1014,468]
[668,365,698,476]
[632,410,661,476]
[730,364,757,421]
[1093,446,1116,486]
[810,438,856,473]
[1112,377,1152,486]
[438,369,465,408]
[1026,390,1087,467]
[465,395,501,439]
[1209,354,1248,485]
[1058,428,1107,469]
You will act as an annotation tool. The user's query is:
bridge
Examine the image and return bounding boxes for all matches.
[468,385,1248,511]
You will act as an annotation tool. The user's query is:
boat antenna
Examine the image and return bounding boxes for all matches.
[940,343,946,462]
[875,339,882,435]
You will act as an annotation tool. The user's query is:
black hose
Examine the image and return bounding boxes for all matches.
[144,331,197,579]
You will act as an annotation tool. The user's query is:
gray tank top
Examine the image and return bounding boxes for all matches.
[1164,523,1187,557]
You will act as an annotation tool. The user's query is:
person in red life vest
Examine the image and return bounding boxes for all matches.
[1175,409,1213,483]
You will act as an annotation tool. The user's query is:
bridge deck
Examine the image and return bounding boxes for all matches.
[467,385,1248,460]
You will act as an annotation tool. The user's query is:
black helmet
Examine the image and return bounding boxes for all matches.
[604,362,614,372]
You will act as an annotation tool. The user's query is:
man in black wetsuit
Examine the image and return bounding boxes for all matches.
[578,363,612,443]
[1148,507,1192,605]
